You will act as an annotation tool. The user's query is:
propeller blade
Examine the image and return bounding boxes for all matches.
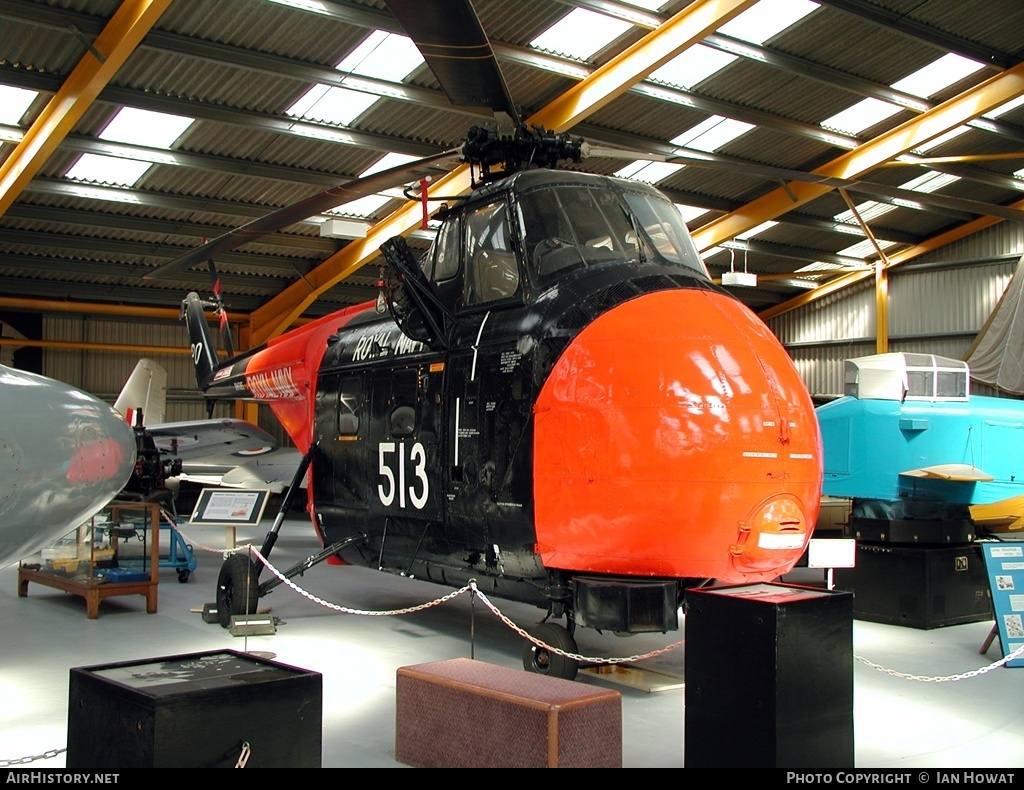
[384,0,521,127]
[143,147,462,280]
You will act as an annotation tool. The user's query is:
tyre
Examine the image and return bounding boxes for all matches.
[216,554,260,628]
[177,569,191,583]
[522,622,579,680]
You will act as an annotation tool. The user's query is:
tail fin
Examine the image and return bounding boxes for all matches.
[180,291,221,391]
[114,358,168,426]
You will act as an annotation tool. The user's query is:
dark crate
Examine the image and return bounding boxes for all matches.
[833,543,993,628]
[684,583,854,769]
[67,650,322,768]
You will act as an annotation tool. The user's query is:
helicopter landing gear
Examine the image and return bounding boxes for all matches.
[216,553,260,628]
[523,621,579,681]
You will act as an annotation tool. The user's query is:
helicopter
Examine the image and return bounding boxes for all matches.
[158,0,824,680]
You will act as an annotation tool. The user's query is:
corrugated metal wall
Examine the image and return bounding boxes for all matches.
[40,314,291,446]
[767,223,1024,401]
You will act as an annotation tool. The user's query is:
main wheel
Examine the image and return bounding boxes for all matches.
[523,622,579,680]
[216,553,260,628]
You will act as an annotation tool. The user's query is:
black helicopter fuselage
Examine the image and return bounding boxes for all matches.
[185,168,823,637]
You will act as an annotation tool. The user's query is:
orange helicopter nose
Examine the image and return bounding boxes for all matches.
[532,288,822,584]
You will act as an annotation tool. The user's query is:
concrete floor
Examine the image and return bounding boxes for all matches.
[2,516,1022,769]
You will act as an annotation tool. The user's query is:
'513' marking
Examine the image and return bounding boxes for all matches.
[377,441,428,509]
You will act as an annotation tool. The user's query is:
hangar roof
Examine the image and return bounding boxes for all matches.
[1,0,1022,339]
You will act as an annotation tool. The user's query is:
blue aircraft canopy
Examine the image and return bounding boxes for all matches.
[844,353,969,402]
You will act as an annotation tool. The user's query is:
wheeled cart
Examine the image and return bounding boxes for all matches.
[105,507,197,583]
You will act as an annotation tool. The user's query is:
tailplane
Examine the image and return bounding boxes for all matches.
[114,358,168,426]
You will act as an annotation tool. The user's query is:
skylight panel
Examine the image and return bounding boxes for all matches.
[672,116,753,152]
[649,45,737,89]
[833,200,891,225]
[676,204,709,223]
[530,8,632,60]
[614,160,684,183]
[837,238,897,259]
[99,107,193,148]
[66,155,152,187]
[821,97,901,135]
[322,153,425,219]
[327,193,392,219]
[360,152,419,178]
[290,85,377,126]
[831,172,960,227]
[985,94,1024,119]
[66,108,194,186]
[650,0,816,89]
[0,85,38,125]
[735,220,778,240]
[338,30,422,81]
[912,126,970,153]
[822,54,986,136]
[287,31,424,126]
[718,0,818,45]
[891,53,983,98]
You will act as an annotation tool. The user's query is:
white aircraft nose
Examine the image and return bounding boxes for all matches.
[0,366,137,568]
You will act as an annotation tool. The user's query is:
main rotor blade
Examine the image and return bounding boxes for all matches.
[585,144,1024,224]
[384,0,521,127]
[143,147,462,280]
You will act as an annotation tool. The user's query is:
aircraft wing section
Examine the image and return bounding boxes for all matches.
[148,418,278,463]
[970,494,1024,532]
[899,464,995,482]
[219,449,305,493]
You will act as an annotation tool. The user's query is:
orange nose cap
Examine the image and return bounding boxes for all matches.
[730,494,810,573]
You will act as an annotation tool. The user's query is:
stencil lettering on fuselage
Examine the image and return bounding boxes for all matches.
[377,441,429,509]
[351,328,425,362]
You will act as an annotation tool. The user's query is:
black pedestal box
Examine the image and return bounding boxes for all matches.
[67,650,322,768]
[684,583,853,769]
[833,543,993,629]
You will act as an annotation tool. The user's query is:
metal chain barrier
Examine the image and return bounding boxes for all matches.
[855,641,1024,681]
[211,536,1024,676]
[0,748,66,767]
[238,543,686,664]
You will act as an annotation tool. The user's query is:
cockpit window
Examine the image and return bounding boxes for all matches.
[623,192,708,275]
[423,214,460,282]
[464,200,520,305]
[518,184,708,284]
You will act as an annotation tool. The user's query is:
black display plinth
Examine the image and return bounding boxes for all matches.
[684,583,854,769]
[833,543,992,629]
[67,650,322,768]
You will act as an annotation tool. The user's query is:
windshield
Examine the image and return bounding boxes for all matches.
[517,184,708,284]
[622,191,707,274]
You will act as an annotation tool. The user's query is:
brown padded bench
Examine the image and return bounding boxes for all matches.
[395,657,622,768]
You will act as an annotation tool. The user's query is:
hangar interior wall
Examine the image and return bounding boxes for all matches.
[767,222,1024,402]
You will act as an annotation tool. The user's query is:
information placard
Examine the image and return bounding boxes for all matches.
[980,541,1024,668]
[188,488,270,528]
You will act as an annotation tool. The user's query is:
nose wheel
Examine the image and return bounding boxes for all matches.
[216,553,260,628]
[523,622,579,680]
